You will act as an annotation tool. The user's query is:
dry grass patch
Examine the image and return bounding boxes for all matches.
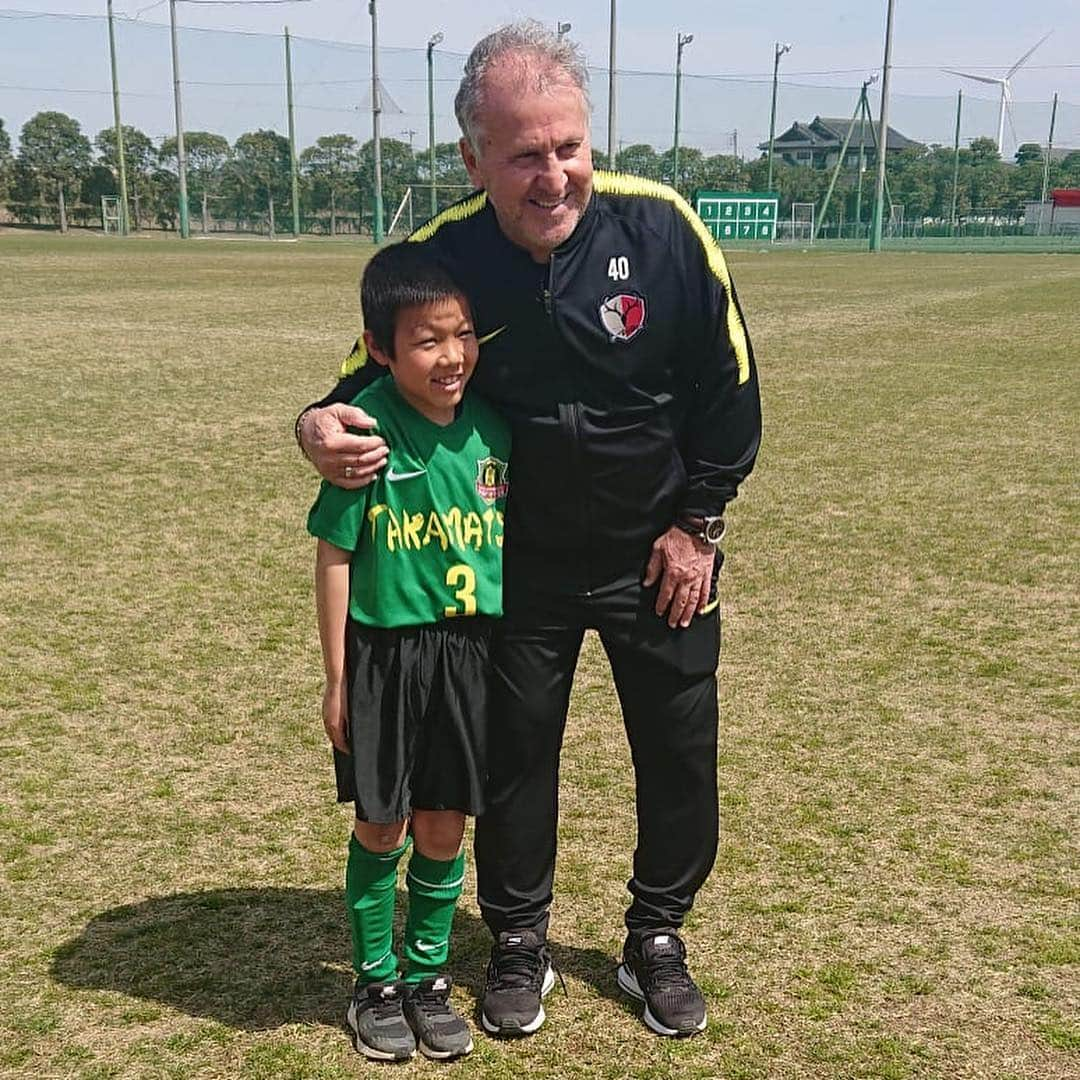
[1,233,1077,1079]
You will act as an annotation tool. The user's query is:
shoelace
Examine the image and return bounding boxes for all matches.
[490,943,544,988]
[644,946,692,992]
[410,988,453,1018]
[367,992,406,1020]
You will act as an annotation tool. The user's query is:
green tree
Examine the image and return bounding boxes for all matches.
[357,138,416,236]
[1058,151,1080,187]
[18,111,92,232]
[658,145,707,197]
[231,129,290,236]
[615,143,660,180]
[702,153,744,189]
[300,134,358,235]
[968,137,1001,166]
[161,131,230,233]
[0,118,13,204]
[96,125,155,228]
[1015,142,1043,166]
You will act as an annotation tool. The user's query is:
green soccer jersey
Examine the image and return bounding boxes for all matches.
[307,378,510,628]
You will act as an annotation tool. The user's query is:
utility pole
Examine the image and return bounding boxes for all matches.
[168,0,190,238]
[949,90,962,237]
[607,0,617,169]
[767,42,791,193]
[370,0,384,243]
[870,0,896,252]
[427,31,443,220]
[106,0,130,234]
[1041,92,1058,206]
[854,75,877,238]
[557,21,571,41]
[285,26,300,237]
[672,32,693,192]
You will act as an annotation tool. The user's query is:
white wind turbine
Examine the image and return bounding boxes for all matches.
[944,31,1052,153]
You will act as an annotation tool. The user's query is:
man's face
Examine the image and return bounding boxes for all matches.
[460,61,593,264]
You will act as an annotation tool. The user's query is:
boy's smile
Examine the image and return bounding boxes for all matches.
[365,295,479,426]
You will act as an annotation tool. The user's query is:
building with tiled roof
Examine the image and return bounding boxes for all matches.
[760,116,923,170]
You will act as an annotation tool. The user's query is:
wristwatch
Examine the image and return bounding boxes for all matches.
[674,514,727,545]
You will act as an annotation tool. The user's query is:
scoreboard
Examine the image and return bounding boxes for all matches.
[695,191,779,241]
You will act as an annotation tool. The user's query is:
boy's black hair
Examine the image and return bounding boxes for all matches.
[361,242,468,357]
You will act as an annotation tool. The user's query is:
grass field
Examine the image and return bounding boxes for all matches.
[1,231,1077,1080]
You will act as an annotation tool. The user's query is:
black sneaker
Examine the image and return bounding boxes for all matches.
[346,979,416,1060]
[616,930,707,1037]
[403,975,473,1060]
[480,929,556,1036]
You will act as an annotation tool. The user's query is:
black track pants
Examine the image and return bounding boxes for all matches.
[474,559,721,938]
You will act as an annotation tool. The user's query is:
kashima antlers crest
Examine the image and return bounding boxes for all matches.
[599,293,647,342]
[475,456,509,504]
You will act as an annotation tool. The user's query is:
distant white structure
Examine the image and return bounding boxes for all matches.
[944,31,1052,154]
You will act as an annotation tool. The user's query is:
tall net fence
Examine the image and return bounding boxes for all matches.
[2,10,1078,242]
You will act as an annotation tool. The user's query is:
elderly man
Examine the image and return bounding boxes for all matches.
[297,22,761,1039]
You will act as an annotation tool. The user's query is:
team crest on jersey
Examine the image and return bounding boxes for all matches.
[599,292,647,342]
[475,456,509,503]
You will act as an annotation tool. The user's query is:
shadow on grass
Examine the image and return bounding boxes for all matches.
[50,887,624,1031]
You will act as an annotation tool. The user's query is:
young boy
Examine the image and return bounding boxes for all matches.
[307,243,509,1062]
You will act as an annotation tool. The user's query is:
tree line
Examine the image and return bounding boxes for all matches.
[1,110,1078,236]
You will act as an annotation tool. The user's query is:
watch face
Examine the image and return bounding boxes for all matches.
[704,518,727,544]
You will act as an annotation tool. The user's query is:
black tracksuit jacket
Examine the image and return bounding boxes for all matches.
[311,172,762,583]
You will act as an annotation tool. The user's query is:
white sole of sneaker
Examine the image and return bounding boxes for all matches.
[615,964,707,1038]
[346,1001,417,1060]
[480,965,556,1036]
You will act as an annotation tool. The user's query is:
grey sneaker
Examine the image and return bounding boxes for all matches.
[480,929,556,1036]
[617,930,707,1037]
[403,975,473,1059]
[346,979,416,1060]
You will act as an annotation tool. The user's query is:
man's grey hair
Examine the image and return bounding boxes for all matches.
[454,20,590,152]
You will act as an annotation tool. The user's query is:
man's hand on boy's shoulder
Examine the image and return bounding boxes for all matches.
[322,680,350,754]
[299,403,388,490]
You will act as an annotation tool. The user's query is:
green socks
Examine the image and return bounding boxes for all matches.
[403,850,465,983]
[345,837,465,985]
[345,834,408,984]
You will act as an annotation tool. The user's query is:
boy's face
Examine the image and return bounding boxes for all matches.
[365,294,478,426]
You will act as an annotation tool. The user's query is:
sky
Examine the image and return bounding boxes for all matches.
[2,1,1078,157]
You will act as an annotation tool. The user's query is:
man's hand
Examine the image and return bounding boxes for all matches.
[322,680,350,754]
[299,403,388,489]
[643,526,716,629]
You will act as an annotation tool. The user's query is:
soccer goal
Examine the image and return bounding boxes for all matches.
[101,195,122,235]
[888,202,905,238]
[388,185,477,235]
[777,202,815,243]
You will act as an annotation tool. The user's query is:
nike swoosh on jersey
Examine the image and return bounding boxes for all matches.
[477,325,508,345]
[386,468,427,482]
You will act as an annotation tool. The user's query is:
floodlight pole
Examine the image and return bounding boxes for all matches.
[106,0,130,235]
[767,42,791,193]
[1040,92,1058,206]
[285,27,301,237]
[557,21,571,41]
[168,0,190,238]
[607,0,617,169]
[869,0,895,252]
[949,90,962,237]
[427,31,443,220]
[673,32,692,192]
[370,0,384,243]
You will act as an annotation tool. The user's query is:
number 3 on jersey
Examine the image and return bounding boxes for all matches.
[444,564,477,617]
